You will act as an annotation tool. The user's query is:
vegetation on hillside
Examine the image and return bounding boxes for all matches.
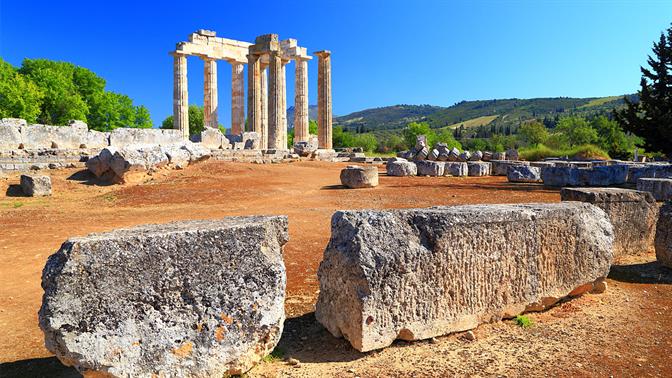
[0,58,151,130]
[615,24,672,156]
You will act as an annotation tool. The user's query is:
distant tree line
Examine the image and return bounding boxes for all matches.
[0,58,151,130]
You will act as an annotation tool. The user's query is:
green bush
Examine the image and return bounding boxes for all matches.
[514,315,534,328]
[518,120,549,146]
[519,143,610,161]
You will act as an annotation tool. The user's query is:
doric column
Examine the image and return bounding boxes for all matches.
[280,61,288,149]
[247,54,262,135]
[231,63,245,135]
[172,53,189,139]
[294,58,309,143]
[316,50,332,149]
[267,52,284,150]
[261,66,268,149]
[203,58,218,129]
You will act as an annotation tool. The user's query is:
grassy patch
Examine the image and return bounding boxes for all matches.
[578,96,621,109]
[519,144,610,161]
[101,193,117,203]
[514,314,534,328]
[13,202,23,208]
[442,115,499,130]
[262,347,285,363]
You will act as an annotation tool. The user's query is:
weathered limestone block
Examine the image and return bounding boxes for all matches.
[39,216,288,377]
[491,160,529,176]
[467,162,491,176]
[182,141,211,162]
[386,161,417,177]
[413,147,428,161]
[242,132,261,150]
[492,152,506,160]
[416,161,445,176]
[507,165,542,183]
[506,149,519,161]
[85,147,118,178]
[201,128,224,149]
[637,178,672,201]
[0,122,23,150]
[458,151,471,162]
[443,162,468,177]
[628,164,672,184]
[585,164,629,186]
[161,145,191,169]
[109,146,168,183]
[80,130,109,149]
[21,124,86,149]
[530,161,556,168]
[435,144,450,161]
[447,147,460,161]
[482,151,493,162]
[20,174,52,196]
[109,128,182,147]
[294,136,318,157]
[340,165,378,188]
[561,188,658,257]
[469,151,483,161]
[541,166,579,187]
[428,149,439,161]
[315,203,614,352]
[655,203,672,268]
[0,118,27,127]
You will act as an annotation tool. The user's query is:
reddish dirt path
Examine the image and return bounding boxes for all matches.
[1,160,670,377]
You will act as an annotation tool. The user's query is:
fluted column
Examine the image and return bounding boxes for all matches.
[231,63,245,135]
[267,52,284,149]
[247,54,262,135]
[280,61,288,149]
[203,58,218,129]
[294,58,309,143]
[172,53,189,139]
[261,66,268,149]
[316,50,332,149]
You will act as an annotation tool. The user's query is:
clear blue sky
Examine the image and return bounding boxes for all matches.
[1,0,671,127]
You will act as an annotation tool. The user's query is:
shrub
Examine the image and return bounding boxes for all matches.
[514,315,534,328]
[519,144,610,161]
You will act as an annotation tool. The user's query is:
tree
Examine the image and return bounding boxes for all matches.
[0,58,43,122]
[615,24,672,155]
[590,116,642,159]
[161,105,204,136]
[518,120,549,146]
[556,116,598,146]
[402,121,434,148]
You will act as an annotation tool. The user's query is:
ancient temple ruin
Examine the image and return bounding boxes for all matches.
[170,30,332,150]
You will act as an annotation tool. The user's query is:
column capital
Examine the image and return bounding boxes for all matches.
[314,50,331,58]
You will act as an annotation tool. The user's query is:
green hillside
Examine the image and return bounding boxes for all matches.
[333,95,636,134]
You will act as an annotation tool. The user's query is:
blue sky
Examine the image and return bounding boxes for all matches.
[1,0,671,127]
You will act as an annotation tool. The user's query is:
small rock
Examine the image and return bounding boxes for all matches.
[592,279,608,294]
[287,357,300,366]
[465,330,476,341]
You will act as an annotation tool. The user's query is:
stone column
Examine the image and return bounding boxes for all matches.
[293,58,309,143]
[231,63,245,135]
[316,50,332,149]
[267,52,284,150]
[172,53,189,139]
[247,54,262,135]
[280,61,288,149]
[261,66,268,149]
[203,58,218,129]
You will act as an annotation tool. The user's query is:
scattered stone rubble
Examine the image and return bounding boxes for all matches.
[340,165,379,188]
[315,203,613,352]
[39,216,288,377]
[20,174,52,196]
[561,188,658,257]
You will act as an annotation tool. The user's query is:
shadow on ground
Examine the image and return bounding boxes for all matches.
[66,170,115,187]
[4,184,26,197]
[609,261,672,284]
[0,357,80,378]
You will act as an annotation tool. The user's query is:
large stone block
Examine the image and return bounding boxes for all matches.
[491,160,529,176]
[443,162,468,177]
[0,121,23,150]
[541,166,579,187]
[637,178,672,201]
[507,165,542,183]
[340,165,378,188]
[109,128,183,147]
[242,132,261,150]
[201,128,224,149]
[584,164,629,186]
[416,161,444,176]
[109,145,168,183]
[561,188,658,257]
[21,124,86,149]
[39,216,288,377]
[20,174,52,196]
[467,162,491,176]
[315,203,613,352]
[386,161,417,176]
[85,147,118,178]
[655,203,672,268]
[627,163,672,184]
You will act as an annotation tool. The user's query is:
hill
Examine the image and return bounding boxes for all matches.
[333,95,636,134]
[287,105,318,128]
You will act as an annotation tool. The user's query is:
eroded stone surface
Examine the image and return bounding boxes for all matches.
[386,161,417,177]
[637,178,672,201]
[655,203,672,268]
[507,165,542,183]
[20,174,52,196]
[416,161,444,176]
[467,162,491,176]
[39,216,288,377]
[561,187,658,257]
[340,165,378,188]
[315,203,613,352]
[443,162,468,177]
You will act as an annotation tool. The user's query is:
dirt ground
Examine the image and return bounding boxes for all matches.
[0,160,670,377]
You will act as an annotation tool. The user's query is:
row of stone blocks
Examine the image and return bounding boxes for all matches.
[41,200,672,376]
[386,159,491,177]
